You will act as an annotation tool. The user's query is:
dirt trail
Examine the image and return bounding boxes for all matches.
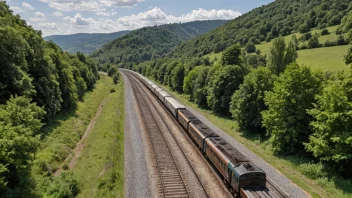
[54,99,106,176]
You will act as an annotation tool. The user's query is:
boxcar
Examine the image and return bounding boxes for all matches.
[177,109,199,131]
[164,97,185,118]
[188,121,218,150]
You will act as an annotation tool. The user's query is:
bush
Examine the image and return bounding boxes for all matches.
[110,88,116,93]
[337,35,346,45]
[298,163,326,180]
[321,29,330,36]
[299,23,310,33]
[299,32,312,42]
[323,40,337,47]
[299,43,308,50]
[245,42,256,53]
[45,172,79,198]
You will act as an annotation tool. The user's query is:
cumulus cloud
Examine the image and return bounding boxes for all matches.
[64,14,96,25]
[53,11,63,17]
[22,2,34,10]
[39,0,144,12]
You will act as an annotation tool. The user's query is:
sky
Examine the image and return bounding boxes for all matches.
[6,0,274,36]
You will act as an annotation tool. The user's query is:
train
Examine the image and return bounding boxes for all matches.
[123,69,266,196]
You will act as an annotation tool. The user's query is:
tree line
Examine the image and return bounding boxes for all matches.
[129,15,352,177]
[0,2,99,196]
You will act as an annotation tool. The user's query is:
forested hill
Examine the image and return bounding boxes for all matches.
[45,30,130,54]
[172,0,352,58]
[90,20,228,65]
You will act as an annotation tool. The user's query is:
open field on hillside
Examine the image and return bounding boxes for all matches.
[72,77,124,197]
[153,82,352,198]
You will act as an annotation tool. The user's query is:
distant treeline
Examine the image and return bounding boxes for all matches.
[0,2,99,197]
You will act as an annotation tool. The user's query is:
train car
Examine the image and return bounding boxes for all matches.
[151,84,159,94]
[164,97,185,118]
[157,90,171,104]
[154,87,163,95]
[188,121,218,150]
[205,137,266,194]
[177,109,199,131]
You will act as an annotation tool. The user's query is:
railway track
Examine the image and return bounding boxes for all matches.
[125,70,289,198]
[128,73,194,198]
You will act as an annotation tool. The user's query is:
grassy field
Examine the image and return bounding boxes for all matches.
[32,75,123,196]
[152,82,352,198]
[71,76,124,197]
[204,25,350,72]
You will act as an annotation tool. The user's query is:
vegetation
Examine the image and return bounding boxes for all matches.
[91,20,228,65]
[0,2,100,196]
[45,31,131,54]
[172,0,352,59]
[71,75,124,197]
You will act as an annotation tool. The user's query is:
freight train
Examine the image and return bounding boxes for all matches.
[124,69,266,196]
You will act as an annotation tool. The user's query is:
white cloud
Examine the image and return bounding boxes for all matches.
[10,6,24,13]
[96,11,118,17]
[53,11,63,17]
[35,12,45,18]
[64,13,96,25]
[39,0,144,12]
[38,22,58,30]
[22,2,34,10]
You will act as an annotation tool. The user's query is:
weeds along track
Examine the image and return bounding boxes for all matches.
[128,73,199,198]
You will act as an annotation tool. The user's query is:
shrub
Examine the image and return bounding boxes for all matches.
[299,23,309,33]
[323,40,337,47]
[45,172,79,198]
[337,35,346,45]
[245,42,256,53]
[298,163,326,180]
[321,29,330,36]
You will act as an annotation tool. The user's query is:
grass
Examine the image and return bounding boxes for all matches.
[152,82,352,198]
[71,76,124,197]
[31,75,117,195]
[204,25,350,72]
[297,45,350,72]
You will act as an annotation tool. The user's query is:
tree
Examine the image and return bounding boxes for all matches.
[262,63,321,154]
[207,65,246,115]
[113,73,119,85]
[307,34,320,48]
[321,29,329,35]
[220,44,242,66]
[267,37,298,76]
[171,64,184,93]
[230,67,275,134]
[299,23,310,33]
[245,42,256,53]
[0,97,45,191]
[306,75,352,174]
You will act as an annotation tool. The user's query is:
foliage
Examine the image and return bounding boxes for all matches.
[262,63,322,154]
[173,0,352,59]
[91,20,228,65]
[321,28,330,35]
[267,37,298,75]
[183,66,210,107]
[207,65,246,115]
[220,44,242,66]
[171,64,185,93]
[297,163,326,180]
[45,172,79,198]
[306,74,352,173]
[0,97,45,192]
[245,42,256,53]
[230,67,275,134]
[307,34,321,48]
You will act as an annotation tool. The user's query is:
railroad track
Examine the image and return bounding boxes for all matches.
[128,73,192,198]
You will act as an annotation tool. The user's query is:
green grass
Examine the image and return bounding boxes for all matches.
[32,75,115,195]
[297,45,350,72]
[152,81,352,198]
[204,25,350,72]
[71,76,124,197]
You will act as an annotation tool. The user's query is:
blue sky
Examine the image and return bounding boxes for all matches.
[7,0,273,36]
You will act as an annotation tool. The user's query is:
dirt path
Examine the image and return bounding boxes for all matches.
[54,99,106,176]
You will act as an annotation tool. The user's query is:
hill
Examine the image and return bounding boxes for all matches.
[172,0,352,59]
[90,20,228,65]
[45,30,130,54]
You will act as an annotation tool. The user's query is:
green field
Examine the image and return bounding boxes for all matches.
[32,75,124,196]
[205,25,351,72]
[72,76,124,197]
[152,81,352,198]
